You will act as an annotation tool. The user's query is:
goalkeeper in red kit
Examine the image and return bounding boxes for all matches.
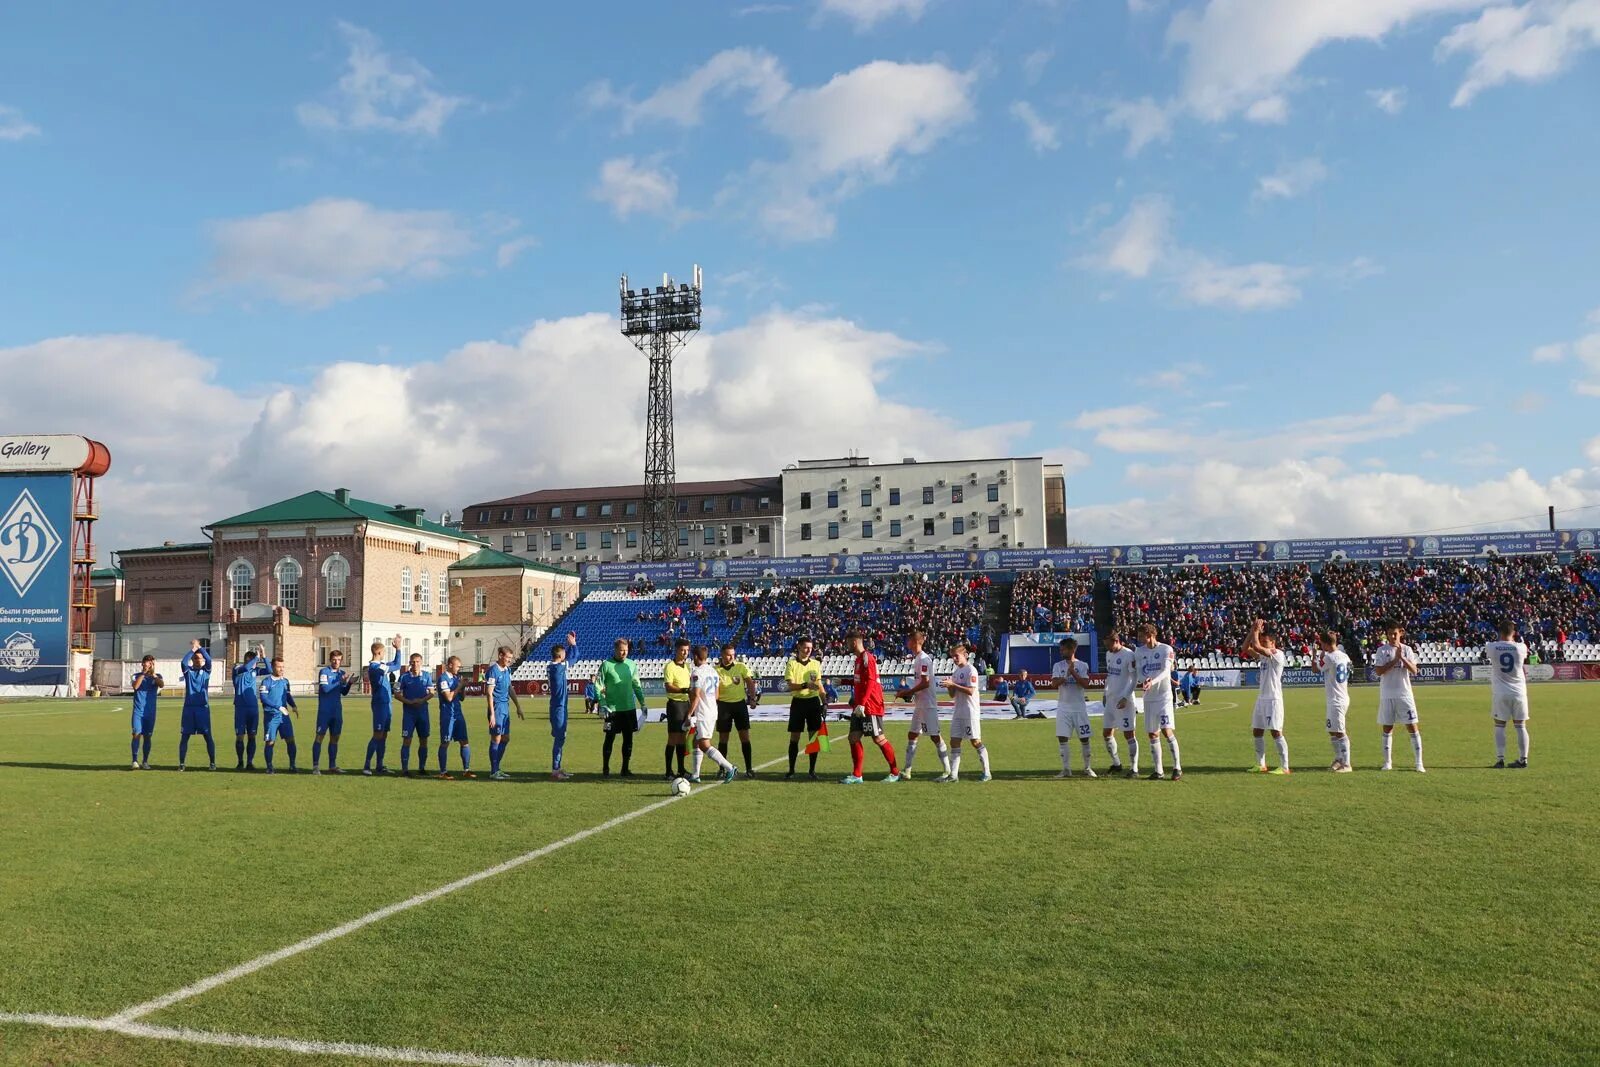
[841,630,900,784]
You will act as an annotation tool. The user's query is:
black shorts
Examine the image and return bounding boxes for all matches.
[715,699,750,733]
[604,710,639,735]
[664,699,689,733]
[849,712,884,739]
[787,696,824,733]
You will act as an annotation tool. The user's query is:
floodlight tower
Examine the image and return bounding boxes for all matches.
[620,264,702,561]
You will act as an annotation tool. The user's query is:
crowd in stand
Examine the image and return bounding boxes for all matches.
[1111,564,1324,658]
[744,574,991,659]
[1009,568,1096,634]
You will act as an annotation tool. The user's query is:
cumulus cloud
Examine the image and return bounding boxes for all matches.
[588,47,790,131]
[817,0,930,30]
[1529,311,1600,394]
[1103,96,1174,156]
[1009,101,1060,153]
[1368,86,1409,113]
[197,198,477,308]
[1439,0,1600,106]
[495,235,539,269]
[13,312,1028,551]
[1090,196,1172,279]
[0,104,40,141]
[296,22,468,137]
[591,156,682,220]
[1021,47,1054,85]
[1254,157,1328,200]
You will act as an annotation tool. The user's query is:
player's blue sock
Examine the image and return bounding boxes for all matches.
[400,741,411,771]
[246,735,256,764]
[132,736,140,762]
[286,741,297,770]
[438,744,448,773]
[363,739,376,769]
[141,736,152,763]
[312,740,322,768]
[419,743,428,771]
[235,737,244,764]
[204,733,215,764]
[460,744,470,772]
[552,734,565,772]
[328,740,338,768]
[264,743,275,770]
[377,738,387,769]
[489,741,502,774]
[179,733,190,766]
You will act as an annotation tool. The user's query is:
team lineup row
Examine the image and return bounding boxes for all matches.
[121,618,1535,780]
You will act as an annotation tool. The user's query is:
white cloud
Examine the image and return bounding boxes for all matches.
[1104,96,1174,155]
[1532,341,1569,362]
[1513,390,1547,413]
[1022,47,1054,85]
[16,312,1027,551]
[1368,86,1409,113]
[591,157,681,220]
[198,198,475,308]
[1588,435,1600,464]
[0,104,40,141]
[1090,196,1173,279]
[1438,0,1600,106]
[1254,157,1329,200]
[1009,101,1060,153]
[591,47,790,131]
[1530,313,1600,394]
[817,0,930,30]
[495,236,539,269]
[1244,93,1290,123]
[1182,260,1306,310]
[296,22,467,137]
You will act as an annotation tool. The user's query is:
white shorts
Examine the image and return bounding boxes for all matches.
[690,711,716,740]
[1143,699,1174,734]
[911,704,941,736]
[1492,694,1530,722]
[1251,697,1285,732]
[1056,705,1092,740]
[950,709,982,741]
[1377,697,1418,727]
[1325,701,1349,734]
[1103,696,1140,733]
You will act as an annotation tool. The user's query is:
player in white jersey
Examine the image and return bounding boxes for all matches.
[1314,630,1354,772]
[944,642,991,782]
[896,629,952,781]
[686,645,736,784]
[1049,637,1096,778]
[1485,620,1530,769]
[1100,630,1140,777]
[1241,619,1291,775]
[1133,623,1182,781]
[1371,621,1424,772]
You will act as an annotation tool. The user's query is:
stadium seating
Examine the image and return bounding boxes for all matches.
[1010,567,1096,634]
[1110,563,1325,660]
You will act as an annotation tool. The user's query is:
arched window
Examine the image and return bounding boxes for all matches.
[401,567,413,612]
[323,554,349,610]
[419,569,432,613]
[197,578,213,613]
[229,560,255,609]
[274,558,302,612]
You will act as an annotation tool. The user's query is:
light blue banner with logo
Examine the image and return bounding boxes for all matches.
[0,473,71,687]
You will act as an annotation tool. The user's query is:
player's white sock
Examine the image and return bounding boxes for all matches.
[949,750,962,779]
[1274,735,1289,770]
[1338,736,1351,766]
[1494,723,1507,761]
[1150,738,1164,776]
[1410,732,1423,768]
[1514,723,1529,760]
[1329,734,1341,762]
[1079,740,1092,771]
[1254,735,1267,766]
[1381,733,1393,765]
[1058,739,1072,771]
[904,738,919,772]
[708,746,733,772]
[1166,734,1181,772]
[693,748,705,777]
[977,744,992,777]
[1126,735,1139,773]
[935,738,951,775]
[1104,733,1119,764]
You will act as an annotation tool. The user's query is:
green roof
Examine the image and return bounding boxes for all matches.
[117,543,211,557]
[208,490,481,543]
[91,566,124,580]
[449,547,574,576]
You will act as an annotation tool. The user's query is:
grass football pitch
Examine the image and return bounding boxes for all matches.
[1,686,1596,1066]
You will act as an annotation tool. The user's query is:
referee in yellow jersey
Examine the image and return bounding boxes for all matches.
[662,637,691,779]
[715,643,759,777]
[785,637,827,779]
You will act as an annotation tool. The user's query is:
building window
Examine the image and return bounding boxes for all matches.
[625,502,638,516]
[574,505,588,518]
[703,527,716,546]
[923,519,935,537]
[889,488,901,506]
[599,503,612,517]
[418,569,431,613]
[952,485,964,504]
[922,487,934,505]
[324,555,348,610]
[476,510,488,524]
[550,532,563,549]
[626,529,638,548]
[953,517,965,535]
[827,490,839,508]
[601,531,613,550]
[986,483,999,502]
[523,507,536,520]
[800,523,812,541]
[758,496,771,510]
[758,525,770,543]
[800,492,812,510]
[473,587,487,615]
[503,535,513,552]
[677,499,689,514]
[890,519,902,538]
[197,578,212,613]
[438,573,449,614]
[229,560,254,609]
[499,509,512,521]
[678,527,689,547]
[862,521,874,538]
[730,497,743,512]
[550,506,563,519]
[989,516,1001,534]
[401,568,413,612]
[274,558,302,612]
[827,522,840,540]
[575,532,587,550]
[701,498,714,513]
[731,526,744,545]
[860,490,871,507]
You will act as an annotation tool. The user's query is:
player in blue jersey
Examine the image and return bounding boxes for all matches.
[177,640,217,771]
[129,654,164,769]
[1009,670,1036,718]
[435,656,472,780]
[231,643,268,770]
[312,650,356,775]
[397,653,435,777]
[259,657,299,774]
[363,635,404,776]
[547,632,578,781]
[484,644,525,781]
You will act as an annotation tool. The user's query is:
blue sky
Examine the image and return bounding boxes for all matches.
[3,0,1600,551]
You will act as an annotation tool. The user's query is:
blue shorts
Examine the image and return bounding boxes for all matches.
[265,710,295,743]
[550,706,568,738]
[181,705,212,735]
[131,707,156,735]
[401,707,431,740]
[315,706,344,735]
[491,713,510,738]
[233,698,259,734]
[371,703,393,733]
[438,707,468,744]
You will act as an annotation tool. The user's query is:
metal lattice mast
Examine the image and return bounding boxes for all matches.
[620,265,701,561]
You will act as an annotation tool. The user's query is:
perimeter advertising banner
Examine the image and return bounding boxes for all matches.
[0,473,71,688]
[585,528,1600,587]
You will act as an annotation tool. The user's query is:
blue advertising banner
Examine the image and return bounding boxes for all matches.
[0,473,71,687]
[584,527,1600,588]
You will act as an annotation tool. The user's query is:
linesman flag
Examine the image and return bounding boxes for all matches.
[804,722,831,755]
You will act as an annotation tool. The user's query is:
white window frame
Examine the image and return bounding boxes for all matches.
[401,567,413,613]
[322,554,349,610]
[419,569,431,613]
[274,557,302,612]
[228,559,255,610]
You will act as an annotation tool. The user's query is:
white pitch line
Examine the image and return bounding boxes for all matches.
[0,704,124,720]
[106,753,793,1026]
[0,1012,640,1067]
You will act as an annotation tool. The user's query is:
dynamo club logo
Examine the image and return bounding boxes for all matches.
[0,631,41,672]
[0,489,63,597]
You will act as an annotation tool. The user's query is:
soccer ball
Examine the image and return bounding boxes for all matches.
[671,777,692,797]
